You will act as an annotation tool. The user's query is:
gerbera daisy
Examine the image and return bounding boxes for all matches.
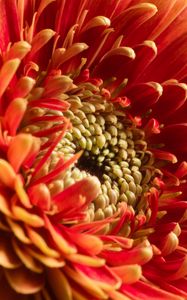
[0,0,187,299]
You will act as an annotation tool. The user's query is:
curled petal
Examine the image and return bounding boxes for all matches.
[6,41,31,60]
[0,159,16,188]
[26,226,60,258]
[0,59,20,98]
[52,43,88,68]
[26,247,65,268]
[94,47,135,79]
[29,29,55,58]
[67,253,105,267]
[28,183,51,211]
[43,75,75,97]
[52,177,101,216]
[160,232,179,256]
[126,82,163,115]
[69,231,103,255]
[101,241,153,266]
[82,16,111,32]
[7,133,40,172]
[5,266,44,294]
[6,217,31,244]
[12,206,44,227]
[111,265,142,284]
[4,98,28,136]
[12,76,36,98]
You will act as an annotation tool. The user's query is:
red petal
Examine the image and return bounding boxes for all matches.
[101,241,153,266]
[94,47,135,80]
[120,281,184,300]
[0,0,19,51]
[52,177,100,218]
[126,82,162,115]
[152,82,187,122]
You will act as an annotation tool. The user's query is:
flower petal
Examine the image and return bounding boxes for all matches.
[120,281,184,300]
[0,235,21,269]
[47,268,72,300]
[52,177,101,216]
[101,241,153,266]
[4,98,28,136]
[5,266,44,294]
[0,59,20,98]
[0,159,16,188]
[12,238,43,273]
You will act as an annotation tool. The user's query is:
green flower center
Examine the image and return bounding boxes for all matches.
[54,81,157,222]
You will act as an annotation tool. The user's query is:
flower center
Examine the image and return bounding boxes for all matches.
[52,80,157,222]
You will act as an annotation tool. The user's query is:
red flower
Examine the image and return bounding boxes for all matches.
[0,0,187,299]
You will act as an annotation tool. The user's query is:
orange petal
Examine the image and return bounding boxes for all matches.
[52,43,88,67]
[0,159,16,188]
[14,176,32,208]
[82,16,110,32]
[12,239,43,273]
[71,231,103,255]
[26,226,60,258]
[64,265,108,299]
[67,253,105,267]
[110,290,131,300]
[47,268,72,300]
[8,134,41,172]
[71,288,89,300]
[29,29,55,58]
[0,236,21,269]
[12,205,44,227]
[6,217,31,244]
[0,59,20,98]
[160,232,179,256]
[0,194,13,217]
[29,183,51,211]
[6,41,31,60]
[12,76,35,98]
[43,75,74,97]
[4,98,28,136]
[0,276,25,300]
[111,264,142,284]
[5,266,44,294]
[26,247,65,268]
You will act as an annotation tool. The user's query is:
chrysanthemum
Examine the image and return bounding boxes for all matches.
[0,0,187,299]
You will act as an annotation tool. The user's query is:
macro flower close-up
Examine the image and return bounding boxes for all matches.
[0,0,187,299]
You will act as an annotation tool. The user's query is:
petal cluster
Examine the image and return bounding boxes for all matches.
[0,0,187,299]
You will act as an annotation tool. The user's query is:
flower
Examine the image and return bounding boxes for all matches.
[0,0,187,299]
